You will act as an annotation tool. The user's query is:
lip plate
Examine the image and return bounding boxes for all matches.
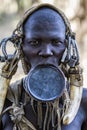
[27,65,66,102]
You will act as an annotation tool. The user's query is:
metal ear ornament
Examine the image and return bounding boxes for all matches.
[61,33,79,67]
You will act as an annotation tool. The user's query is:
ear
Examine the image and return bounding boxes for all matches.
[61,33,79,67]
[61,33,83,124]
[0,57,19,115]
[63,65,83,124]
[0,63,10,115]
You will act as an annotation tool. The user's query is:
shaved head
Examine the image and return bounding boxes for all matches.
[23,7,66,34]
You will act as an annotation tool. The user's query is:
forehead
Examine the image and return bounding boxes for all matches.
[23,7,66,29]
[23,7,66,38]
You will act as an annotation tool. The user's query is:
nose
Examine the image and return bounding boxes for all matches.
[38,45,53,57]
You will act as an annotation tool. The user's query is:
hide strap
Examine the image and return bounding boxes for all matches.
[37,102,42,128]
[3,79,36,130]
[9,103,36,130]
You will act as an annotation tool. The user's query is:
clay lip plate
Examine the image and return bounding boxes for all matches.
[27,65,66,102]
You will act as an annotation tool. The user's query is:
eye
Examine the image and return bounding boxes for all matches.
[28,40,41,47]
[52,39,63,46]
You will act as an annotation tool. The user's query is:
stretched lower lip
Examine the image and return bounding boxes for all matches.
[37,59,58,65]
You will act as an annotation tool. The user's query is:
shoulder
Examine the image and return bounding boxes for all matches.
[80,88,87,116]
[82,88,87,103]
[7,78,24,103]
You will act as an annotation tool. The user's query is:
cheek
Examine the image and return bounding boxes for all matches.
[55,46,65,65]
[55,45,66,57]
[22,45,38,59]
[22,45,31,59]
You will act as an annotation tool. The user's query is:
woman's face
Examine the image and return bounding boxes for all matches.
[23,8,66,69]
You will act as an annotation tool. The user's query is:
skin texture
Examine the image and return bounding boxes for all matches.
[23,8,66,69]
[1,7,87,130]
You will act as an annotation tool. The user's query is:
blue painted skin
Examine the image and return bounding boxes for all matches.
[1,7,87,130]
